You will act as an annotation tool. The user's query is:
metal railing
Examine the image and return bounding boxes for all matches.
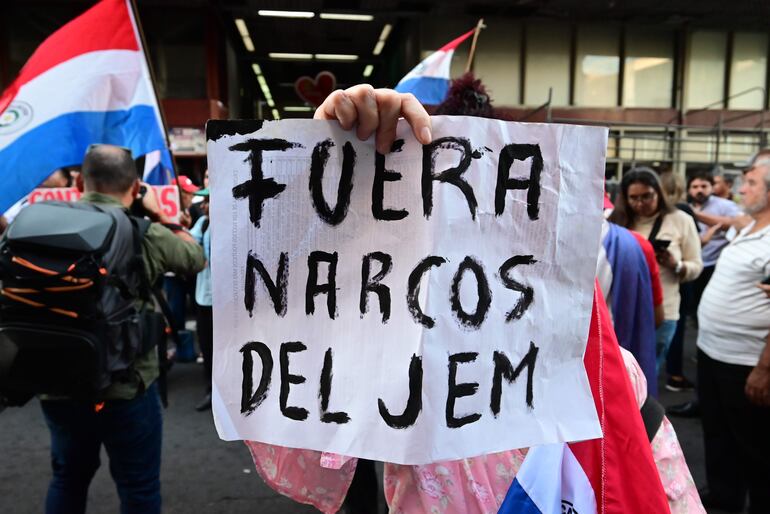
[518,86,768,176]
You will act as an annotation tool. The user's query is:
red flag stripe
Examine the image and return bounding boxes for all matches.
[437,29,475,52]
[0,0,138,112]
[569,285,670,514]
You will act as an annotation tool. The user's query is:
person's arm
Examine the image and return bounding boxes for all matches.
[143,223,206,282]
[139,182,196,243]
[700,223,723,246]
[657,214,703,282]
[746,333,770,406]
[314,85,432,154]
[693,209,736,228]
[694,200,743,229]
[675,213,703,282]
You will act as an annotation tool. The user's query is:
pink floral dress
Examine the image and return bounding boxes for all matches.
[619,348,705,514]
[245,310,704,514]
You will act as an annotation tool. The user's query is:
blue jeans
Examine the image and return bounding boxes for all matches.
[41,383,163,514]
[655,320,678,375]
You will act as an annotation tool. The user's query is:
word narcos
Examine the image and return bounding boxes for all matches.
[229,136,543,228]
[239,340,539,429]
[245,251,538,330]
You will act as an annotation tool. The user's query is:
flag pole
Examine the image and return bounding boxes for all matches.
[464,18,486,73]
[127,0,179,186]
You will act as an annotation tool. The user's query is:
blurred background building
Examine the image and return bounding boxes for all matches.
[3,0,770,183]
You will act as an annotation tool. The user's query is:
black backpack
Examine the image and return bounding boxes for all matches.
[0,201,155,405]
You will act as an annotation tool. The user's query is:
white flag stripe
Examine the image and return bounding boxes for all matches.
[0,49,151,151]
[396,49,456,85]
[517,444,597,514]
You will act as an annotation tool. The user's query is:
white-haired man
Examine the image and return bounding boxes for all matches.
[696,155,770,513]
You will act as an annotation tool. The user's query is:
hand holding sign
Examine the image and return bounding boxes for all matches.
[314,84,432,155]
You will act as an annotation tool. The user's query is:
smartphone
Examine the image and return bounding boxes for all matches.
[761,275,770,285]
[651,239,671,252]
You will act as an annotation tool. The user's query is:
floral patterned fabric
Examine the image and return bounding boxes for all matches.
[620,348,705,514]
[244,336,704,514]
[383,450,526,514]
[244,443,356,514]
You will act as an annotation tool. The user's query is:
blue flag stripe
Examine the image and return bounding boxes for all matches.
[394,76,449,105]
[498,478,543,514]
[602,222,658,396]
[0,105,167,213]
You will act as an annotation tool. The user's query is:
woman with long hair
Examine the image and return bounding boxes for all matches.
[609,167,703,374]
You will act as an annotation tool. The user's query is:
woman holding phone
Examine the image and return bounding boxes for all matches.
[609,167,703,375]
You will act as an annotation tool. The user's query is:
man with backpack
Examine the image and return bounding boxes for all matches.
[1,144,205,513]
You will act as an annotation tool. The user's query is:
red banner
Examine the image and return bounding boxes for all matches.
[27,186,181,222]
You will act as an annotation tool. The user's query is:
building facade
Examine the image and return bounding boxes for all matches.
[2,1,769,181]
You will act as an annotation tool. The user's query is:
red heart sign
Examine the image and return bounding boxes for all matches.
[294,71,337,107]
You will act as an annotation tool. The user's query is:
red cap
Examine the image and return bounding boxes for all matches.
[175,175,199,194]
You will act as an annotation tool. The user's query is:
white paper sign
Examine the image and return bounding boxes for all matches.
[207,116,607,465]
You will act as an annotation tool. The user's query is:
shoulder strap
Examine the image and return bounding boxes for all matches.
[648,215,664,242]
[639,395,665,442]
[128,215,176,407]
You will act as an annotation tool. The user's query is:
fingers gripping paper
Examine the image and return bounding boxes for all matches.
[206,117,607,465]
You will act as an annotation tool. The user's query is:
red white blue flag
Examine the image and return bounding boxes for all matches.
[0,0,172,214]
[499,287,670,514]
[394,29,474,105]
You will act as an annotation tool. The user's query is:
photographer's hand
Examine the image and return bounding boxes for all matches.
[139,182,169,224]
[179,210,192,229]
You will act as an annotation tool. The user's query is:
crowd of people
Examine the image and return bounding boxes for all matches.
[604,147,770,513]
[1,78,769,514]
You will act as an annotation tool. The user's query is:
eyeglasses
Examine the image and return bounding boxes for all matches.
[627,192,657,204]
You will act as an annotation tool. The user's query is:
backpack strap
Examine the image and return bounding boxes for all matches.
[647,214,664,243]
[127,215,178,408]
[640,395,665,442]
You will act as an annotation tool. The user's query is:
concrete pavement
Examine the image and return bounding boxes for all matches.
[0,319,745,513]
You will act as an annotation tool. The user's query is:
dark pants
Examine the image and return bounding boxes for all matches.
[40,383,163,514]
[691,265,715,318]
[163,276,188,331]
[342,459,378,514]
[698,350,770,513]
[196,304,213,388]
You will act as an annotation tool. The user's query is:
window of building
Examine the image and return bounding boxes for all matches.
[685,31,728,109]
[574,25,620,107]
[623,28,674,107]
[524,22,570,106]
[729,33,767,110]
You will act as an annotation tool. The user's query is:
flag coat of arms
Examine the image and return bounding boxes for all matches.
[0,0,172,214]
[394,29,474,105]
